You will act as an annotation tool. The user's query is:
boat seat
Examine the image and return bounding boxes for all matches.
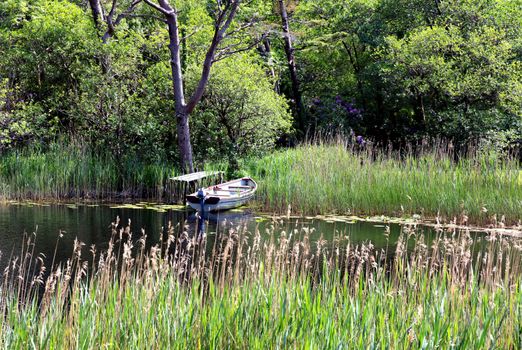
[213,191,240,197]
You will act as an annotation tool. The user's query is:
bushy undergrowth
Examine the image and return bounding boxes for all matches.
[250,140,521,224]
[1,219,521,348]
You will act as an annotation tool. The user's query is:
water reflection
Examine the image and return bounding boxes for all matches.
[0,203,461,273]
[188,209,256,237]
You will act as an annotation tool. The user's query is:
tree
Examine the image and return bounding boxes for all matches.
[292,0,521,144]
[89,0,265,172]
[384,1,522,144]
[88,0,104,31]
[190,56,291,169]
[293,0,381,135]
[0,0,173,158]
[0,0,100,150]
[276,0,302,130]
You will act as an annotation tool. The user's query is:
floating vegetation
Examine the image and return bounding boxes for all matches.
[108,203,186,212]
[156,204,186,210]
[2,200,52,207]
[227,208,247,213]
[109,204,144,210]
[259,212,522,236]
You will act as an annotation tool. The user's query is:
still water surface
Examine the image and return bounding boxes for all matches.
[0,203,479,271]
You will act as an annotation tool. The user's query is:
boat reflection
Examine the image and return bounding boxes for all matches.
[186,208,255,236]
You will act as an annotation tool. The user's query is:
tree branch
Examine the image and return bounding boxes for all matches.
[114,0,143,26]
[143,0,175,16]
[223,21,256,39]
[102,0,142,42]
[88,0,105,30]
[213,33,268,62]
[108,0,118,22]
[180,26,204,41]
[185,0,242,114]
[218,1,239,35]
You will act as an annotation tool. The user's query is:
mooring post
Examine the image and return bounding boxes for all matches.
[183,181,187,205]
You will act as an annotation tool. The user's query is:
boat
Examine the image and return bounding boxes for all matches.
[186,177,257,212]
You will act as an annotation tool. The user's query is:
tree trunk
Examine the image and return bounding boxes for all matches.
[258,38,279,92]
[176,109,194,173]
[278,0,303,130]
[105,0,242,173]
[88,0,104,30]
[342,40,366,110]
[4,71,15,112]
[165,10,195,173]
[181,28,187,74]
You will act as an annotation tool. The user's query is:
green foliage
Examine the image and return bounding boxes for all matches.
[0,0,520,177]
[0,0,292,165]
[190,56,292,164]
[294,0,521,144]
[0,1,97,148]
[385,20,522,142]
[0,0,175,160]
[0,104,51,151]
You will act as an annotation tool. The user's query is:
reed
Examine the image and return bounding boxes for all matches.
[1,139,520,225]
[1,219,521,348]
[249,140,521,224]
[0,141,177,200]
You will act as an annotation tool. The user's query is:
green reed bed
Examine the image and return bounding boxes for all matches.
[0,142,176,200]
[1,220,522,348]
[249,142,522,224]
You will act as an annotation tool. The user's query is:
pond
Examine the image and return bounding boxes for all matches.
[0,202,493,273]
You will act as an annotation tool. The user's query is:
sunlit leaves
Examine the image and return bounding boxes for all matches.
[190,55,292,162]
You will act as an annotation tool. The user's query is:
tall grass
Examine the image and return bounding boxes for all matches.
[249,140,522,224]
[1,219,521,348]
[0,142,177,200]
[1,139,521,224]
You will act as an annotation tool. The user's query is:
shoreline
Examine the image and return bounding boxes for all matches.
[261,212,522,237]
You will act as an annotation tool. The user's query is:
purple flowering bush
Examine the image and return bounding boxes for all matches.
[308,95,364,136]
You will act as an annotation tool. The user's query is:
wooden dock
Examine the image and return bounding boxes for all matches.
[169,171,224,204]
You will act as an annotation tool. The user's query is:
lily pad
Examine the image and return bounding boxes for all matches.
[156,204,186,210]
[109,204,144,210]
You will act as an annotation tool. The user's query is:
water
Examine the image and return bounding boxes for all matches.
[0,203,405,266]
[0,202,490,273]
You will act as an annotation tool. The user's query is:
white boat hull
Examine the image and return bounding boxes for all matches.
[186,177,257,212]
[187,191,255,212]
